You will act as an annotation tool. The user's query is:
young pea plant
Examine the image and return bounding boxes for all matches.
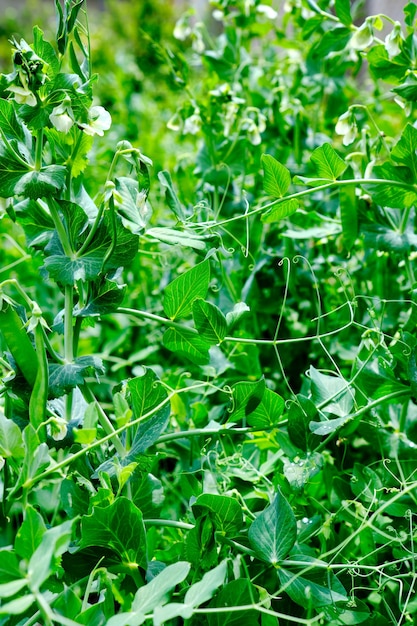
[0,1,152,456]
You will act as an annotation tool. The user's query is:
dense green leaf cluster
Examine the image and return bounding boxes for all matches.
[0,0,417,624]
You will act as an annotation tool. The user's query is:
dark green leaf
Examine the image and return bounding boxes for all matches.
[246,388,285,428]
[75,279,126,316]
[208,579,259,626]
[335,0,352,25]
[278,557,348,607]
[340,182,358,250]
[0,550,23,584]
[49,356,105,397]
[288,395,320,452]
[14,505,47,560]
[0,141,31,198]
[262,154,291,198]
[229,378,265,422]
[248,490,297,564]
[391,123,417,176]
[14,165,66,199]
[163,258,211,320]
[163,327,211,364]
[192,298,227,344]
[80,497,147,568]
[0,99,25,140]
[192,494,243,535]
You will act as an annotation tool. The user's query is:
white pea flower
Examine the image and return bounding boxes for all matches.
[385,22,404,58]
[7,84,37,106]
[80,105,111,136]
[49,97,74,133]
[183,109,202,135]
[335,109,358,146]
[174,11,193,40]
[257,5,278,20]
[167,111,182,132]
[350,20,373,50]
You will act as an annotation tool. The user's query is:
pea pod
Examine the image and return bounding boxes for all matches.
[0,300,38,386]
[28,318,48,442]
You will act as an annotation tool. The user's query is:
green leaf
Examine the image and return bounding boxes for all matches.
[33,26,60,76]
[192,494,243,535]
[309,414,352,435]
[226,302,250,328]
[261,154,291,198]
[107,562,191,626]
[367,44,409,82]
[261,198,299,223]
[310,365,354,417]
[0,141,31,198]
[184,559,228,608]
[0,550,23,584]
[367,163,417,209]
[208,579,259,626]
[287,396,320,452]
[246,388,285,428]
[310,144,347,181]
[192,298,227,344]
[391,123,417,176]
[0,594,36,616]
[49,356,105,396]
[15,165,67,199]
[147,226,217,251]
[0,99,25,140]
[75,279,125,316]
[79,497,147,569]
[15,425,52,493]
[335,0,352,25]
[115,176,149,235]
[158,169,186,221]
[277,557,348,607]
[163,258,211,320]
[0,411,24,458]
[163,327,211,364]
[248,490,297,564]
[27,519,74,591]
[229,378,265,422]
[126,368,170,454]
[14,505,47,560]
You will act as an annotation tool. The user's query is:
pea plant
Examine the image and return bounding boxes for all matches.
[1,0,417,625]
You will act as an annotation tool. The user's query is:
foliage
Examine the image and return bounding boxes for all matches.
[0,0,417,625]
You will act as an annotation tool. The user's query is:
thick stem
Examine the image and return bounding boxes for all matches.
[35,128,44,171]
[64,285,74,422]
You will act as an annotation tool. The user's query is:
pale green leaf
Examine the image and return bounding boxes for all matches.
[261,198,299,223]
[27,519,74,591]
[0,412,24,458]
[262,154,291,198]
[310,143,347,180]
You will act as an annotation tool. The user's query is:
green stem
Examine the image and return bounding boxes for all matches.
[77,201,105,257]
[47,199,73,258]
[64,285,74,422]
[81,384,125,457]
[208,178,417,228]
[35,127,44,171]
